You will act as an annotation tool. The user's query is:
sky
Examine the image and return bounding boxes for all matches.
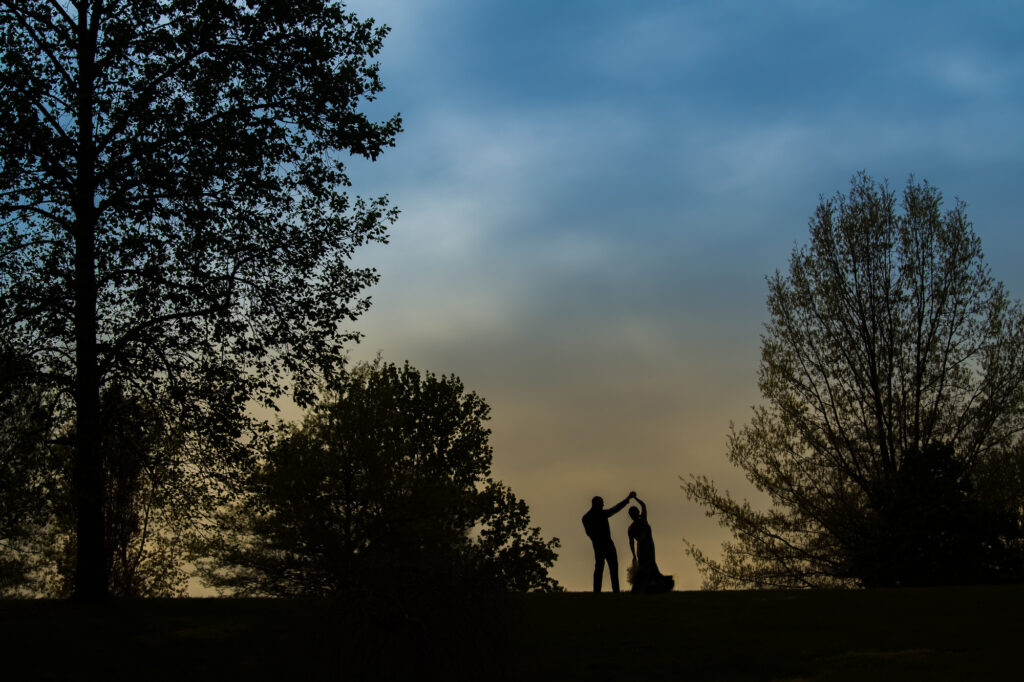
[335,0,1024,591]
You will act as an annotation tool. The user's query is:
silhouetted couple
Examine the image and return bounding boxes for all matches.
[582,492,674,593]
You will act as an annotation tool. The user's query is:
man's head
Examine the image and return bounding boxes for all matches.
[591,496,604,509]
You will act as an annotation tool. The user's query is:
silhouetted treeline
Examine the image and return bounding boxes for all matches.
[1,357,561,599]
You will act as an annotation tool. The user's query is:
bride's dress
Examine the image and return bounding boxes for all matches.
[628,513,674,593]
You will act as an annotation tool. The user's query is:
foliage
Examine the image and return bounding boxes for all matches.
[199,359,561,595]
[0,349,56,596]
[43,386,215,597]
[684,173,1024,588]
[840,442,1024,587]
[2,378,216,597]
[0,0,400,597]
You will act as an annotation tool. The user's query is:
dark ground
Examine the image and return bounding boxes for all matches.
[1,586,1022,681]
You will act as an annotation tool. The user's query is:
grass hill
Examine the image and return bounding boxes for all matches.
[2,586,1022,681]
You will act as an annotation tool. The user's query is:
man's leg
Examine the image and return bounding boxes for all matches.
[592,543,604,592]
[606,543,620,592]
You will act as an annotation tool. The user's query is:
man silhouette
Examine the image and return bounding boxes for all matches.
[582,491,635,592]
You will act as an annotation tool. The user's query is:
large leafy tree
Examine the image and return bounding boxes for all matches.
[0,0,400,598]
[684,174,1024,588]
[200,359,561,595]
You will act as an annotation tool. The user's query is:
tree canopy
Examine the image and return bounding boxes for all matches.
[684,174,1024,588]
[200,359,561,595]
[0,0,400,598]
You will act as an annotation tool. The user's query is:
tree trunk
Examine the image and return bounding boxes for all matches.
[72,3,106,601]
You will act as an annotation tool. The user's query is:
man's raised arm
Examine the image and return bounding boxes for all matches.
[605,491,636,517]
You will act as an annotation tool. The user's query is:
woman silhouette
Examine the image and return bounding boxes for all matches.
[627,497,674,593]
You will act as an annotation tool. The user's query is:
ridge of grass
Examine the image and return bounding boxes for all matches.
[2,585,1022,681]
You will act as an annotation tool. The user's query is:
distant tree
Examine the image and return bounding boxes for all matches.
[40,386,213,597]
[200,359,561,595]
[0,0,401,599]
[0,349,55,596]
[2,378,218,597]
[96,388,190,596]
[684,174,1024,588]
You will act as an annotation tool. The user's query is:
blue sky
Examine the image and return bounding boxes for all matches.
[338,0,1024,590]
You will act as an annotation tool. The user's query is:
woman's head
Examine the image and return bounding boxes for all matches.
[628,506,640,520]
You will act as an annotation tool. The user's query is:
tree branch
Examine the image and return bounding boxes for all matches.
[1,0,77,91]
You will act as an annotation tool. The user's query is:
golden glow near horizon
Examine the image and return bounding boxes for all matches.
[341,306,769,591]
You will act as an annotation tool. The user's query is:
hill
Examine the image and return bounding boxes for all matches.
[1,586,1021,681]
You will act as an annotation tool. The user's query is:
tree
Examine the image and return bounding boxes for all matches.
[0,348,56,595]
[0,0,401,598]
[199,359,561,595]
[683,173,1024,588]
[39,386,212,597]
[2,354,226,597]
[2,382,232,598]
